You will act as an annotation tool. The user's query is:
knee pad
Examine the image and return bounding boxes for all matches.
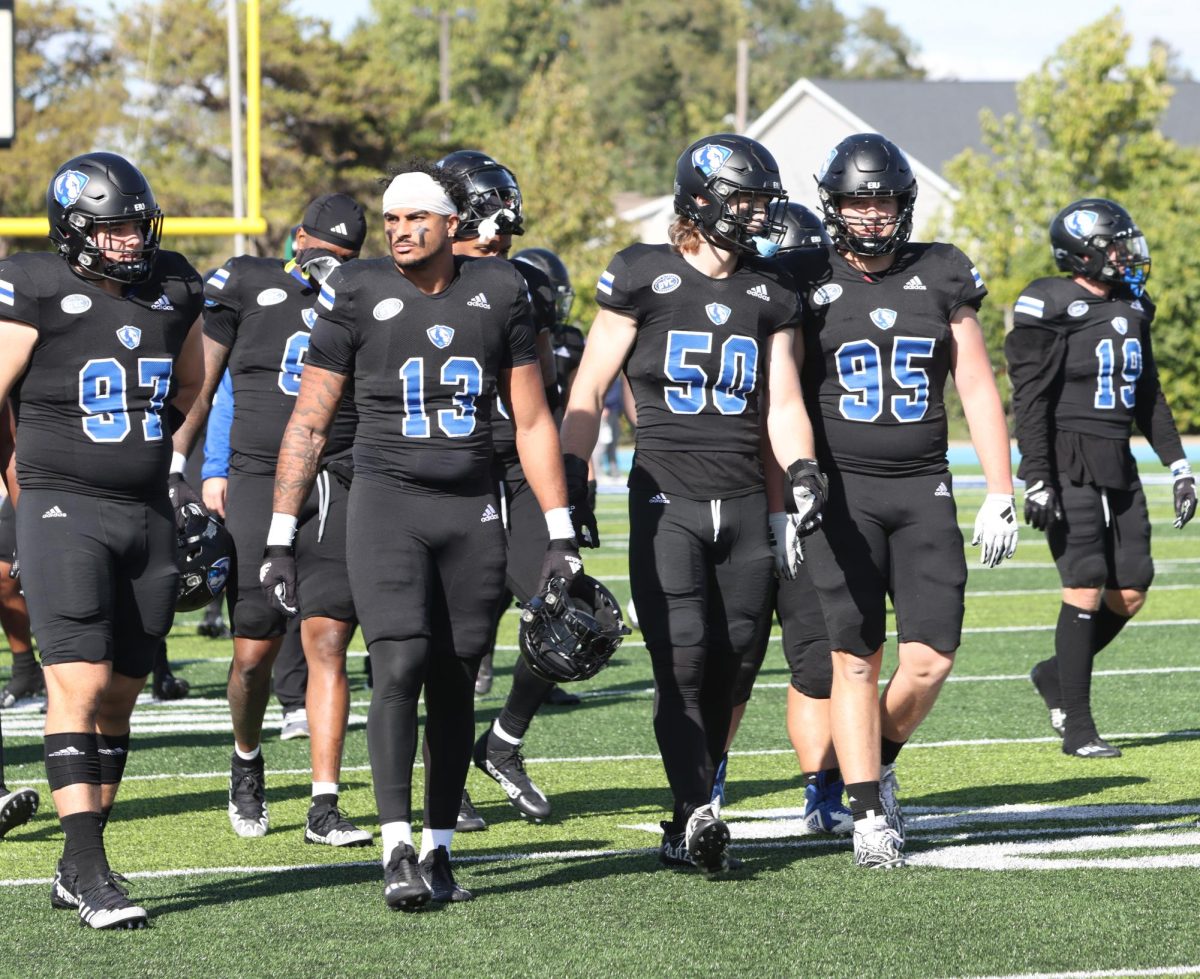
[231,600,285,641]
[793,640,833,699]
[1065,552,1109,589]
[44,732,101,791]
[97,732,130,786]
[1124,555,1155,592]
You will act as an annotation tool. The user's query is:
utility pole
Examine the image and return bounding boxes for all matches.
[226,0,246,256]
[735,38,749,133]
[414,4,475,131]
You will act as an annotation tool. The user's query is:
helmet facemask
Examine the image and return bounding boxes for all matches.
[818,186,915,257]
[62,209,164,284]
[699,180,789,258]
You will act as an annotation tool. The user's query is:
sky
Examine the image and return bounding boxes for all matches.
[294,0,1200,81]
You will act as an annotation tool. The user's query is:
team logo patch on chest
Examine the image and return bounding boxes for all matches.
[1112,317,1128,335]
[373,298,404,321]
[116,325,142,350]
[812,284,842,306]
[706,303,732,326]
[652,274,681,294]
[1068,300,1089,317]
[61,294,92,314]
[427,325,455,349]
[869,308,897,331]
[258,288,287,306]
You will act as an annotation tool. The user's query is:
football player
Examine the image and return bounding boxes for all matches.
[263,161,580,909]
[560,133,825,876]
[435,151,578,828]
[174,194,371,846]
[0,400,40,841]
[1007,199,1193,757]
[513,247,585,415]
[713,204,852,836]
[787,133,1017,869]
[0,152,208,928]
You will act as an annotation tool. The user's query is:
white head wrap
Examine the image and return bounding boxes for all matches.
[381,172,459,217]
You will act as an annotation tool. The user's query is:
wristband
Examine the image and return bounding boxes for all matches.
[545,507,574,541]
[266,512,299,547]
[170,451,187,475]
[1169,459,1193,481]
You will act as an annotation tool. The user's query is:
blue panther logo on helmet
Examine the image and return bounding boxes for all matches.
[692,144,733,177]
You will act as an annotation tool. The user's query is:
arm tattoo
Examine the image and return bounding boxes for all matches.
[273,365,347,515]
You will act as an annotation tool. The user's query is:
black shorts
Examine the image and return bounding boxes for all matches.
[0,495,15,564]
[15,488,177,676]
[347,477,507,655]
[1047,480,1154,591]
[628,489,774,658]
[804,469,966,657]
[499,475,547,605]
[225,470,354,640]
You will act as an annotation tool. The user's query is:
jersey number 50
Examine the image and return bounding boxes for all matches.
[78,358,173,443]
[663,330,758,415]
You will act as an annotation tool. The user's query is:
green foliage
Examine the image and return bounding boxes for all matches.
[945,11,1200,429]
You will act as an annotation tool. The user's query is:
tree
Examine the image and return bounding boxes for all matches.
[0,0,127,252]
[945,11,1200,428]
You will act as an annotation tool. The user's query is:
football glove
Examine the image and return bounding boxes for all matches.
[1174,476,1196,530]
[168,472,209,530]
[539,538,584,593]
[768,511,802,580]
[972,493,1019,568]
[1023,479,1062,532]
[259,545,299,617]
[564,454,599,548]
[786,458,828,535]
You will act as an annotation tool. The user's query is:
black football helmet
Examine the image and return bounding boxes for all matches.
[673,133,788,257]
[815,133,917,256]
[435,149,524,239]
[176,503,234,613]
[512,247,574,322]
[47,151,164,283]
[518,575,630,684]
[775,202,831,253]
[1050,198,1150,296]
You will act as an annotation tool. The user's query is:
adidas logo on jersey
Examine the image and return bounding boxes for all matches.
[934,482,952,498]
[467,293,491,309]
[150,293,175,310]
[42,505,68,519]
[903,276,926,291]
[745,284,770,301]
[330,222,348,236]
[480,504,499,523]
[648,493,671,504]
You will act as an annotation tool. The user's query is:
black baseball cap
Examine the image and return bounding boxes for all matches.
[300,194,367,251]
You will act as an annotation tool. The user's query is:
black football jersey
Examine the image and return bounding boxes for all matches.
[784,243,987,477]
[595,243,800,497]
[306,255,537,494]
[2,250,203,500]
[1006,276,1181,487]
[489,260,557,480]
[203,257,357,477]
[552,323,586,395]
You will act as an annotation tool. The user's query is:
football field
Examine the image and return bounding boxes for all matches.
[2,482,1199,978]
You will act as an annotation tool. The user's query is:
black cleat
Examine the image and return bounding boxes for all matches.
[151,670,190,702]
[383,843,431,911]
[50,858,80,910]
[544,685,581,707]
[197,614,231,639]
[473,730,551,822]
[685,803,731,875]
[228,753,269,838]
[304,802,372,847]
[660,820,743,872]
[0,671,45,710]
[76,873,148,930]
[1064,737,1122,758]
[419,845,473,902]
[456,790,487,832]
[0,786,39,839]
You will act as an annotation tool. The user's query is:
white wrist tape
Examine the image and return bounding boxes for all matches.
[545,507,574,541]
[266,512,299,547]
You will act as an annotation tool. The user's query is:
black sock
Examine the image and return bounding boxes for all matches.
[845,781,882,822]
[881,737,906,767]
[1056,603,1099,744]
[311,792,338,811]
[98,806,113,831]
[61,811,109,884]
[1093,603,1131,658]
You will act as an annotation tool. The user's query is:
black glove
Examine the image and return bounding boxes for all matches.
[1174,476,1196,529]
[539,538,583,593]
[1023,479,1062,532]
[564,454,599,548]
[168,472,209,530]
[259,545,299,617]
[786,458,828,535]
[8,550,18,581]
[586,478,597,516]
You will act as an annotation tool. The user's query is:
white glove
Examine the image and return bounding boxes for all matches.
[971,493,1019,568]
[768,511,802,580]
